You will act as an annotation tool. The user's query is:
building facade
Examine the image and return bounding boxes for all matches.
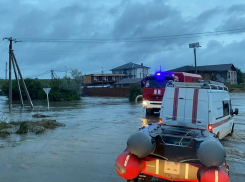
[84,73,125,87]
[110,62,150,79]
[167,64,237,84]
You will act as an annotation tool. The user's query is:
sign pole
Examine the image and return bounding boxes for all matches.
[43,88,51,110]
[47,92,49,109]
[189,42,201,74]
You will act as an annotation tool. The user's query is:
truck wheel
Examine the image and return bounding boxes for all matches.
[146,109,154,115]
[228,123,234,136]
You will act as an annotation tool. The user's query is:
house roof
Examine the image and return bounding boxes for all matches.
[86,74,125,76]
[167,64,236,72]
[114,78,143,85]
[110,62,150,71]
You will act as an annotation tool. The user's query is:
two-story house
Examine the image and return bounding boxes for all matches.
[84,73,125,87]
[110,62,150,79]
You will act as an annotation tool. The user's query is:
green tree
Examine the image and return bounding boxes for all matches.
[235,67,244,84]
[1,76,82,101]
[1,78,46,100]
[70,69,84,94]
[128,84,142,102]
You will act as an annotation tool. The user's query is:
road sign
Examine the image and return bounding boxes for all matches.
[43,88,51,109]
[189,42,200,48]
[43,88,51,94]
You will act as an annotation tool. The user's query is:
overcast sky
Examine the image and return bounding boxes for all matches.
[0,0,245,79]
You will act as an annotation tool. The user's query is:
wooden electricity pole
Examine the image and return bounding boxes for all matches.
[4,37,15,112]
[5,62,7,80]
[3,37,34,112]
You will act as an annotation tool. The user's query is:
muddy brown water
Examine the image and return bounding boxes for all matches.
[0,93,244,182]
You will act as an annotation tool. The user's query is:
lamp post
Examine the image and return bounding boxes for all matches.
[189,42,201,74]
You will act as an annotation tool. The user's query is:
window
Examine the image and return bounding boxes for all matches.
[145,80,167,88]
[223,100,229,117]
[192,78,194,82]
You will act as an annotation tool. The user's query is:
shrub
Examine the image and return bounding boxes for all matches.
[128,84,142,102]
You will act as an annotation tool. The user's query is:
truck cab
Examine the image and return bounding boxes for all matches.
[159,81,239,139]
[142,72,202,115]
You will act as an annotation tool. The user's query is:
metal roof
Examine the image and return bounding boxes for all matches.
[110,62,150,71]
[167,64,236,72]
[114,78,143,85]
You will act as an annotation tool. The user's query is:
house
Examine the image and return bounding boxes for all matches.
[167,64,237,84]
[110,62,150,79]
[114,78,143,88]
[84,73,125,87]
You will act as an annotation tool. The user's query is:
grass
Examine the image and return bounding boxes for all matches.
[0,119,65,138]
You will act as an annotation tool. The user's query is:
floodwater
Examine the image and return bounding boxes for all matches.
[0,93,244,182]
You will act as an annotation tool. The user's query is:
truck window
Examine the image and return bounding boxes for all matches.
[145,80,167,88]
[223,101,229,117]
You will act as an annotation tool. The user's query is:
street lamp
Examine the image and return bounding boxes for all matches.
[189,42,201,74]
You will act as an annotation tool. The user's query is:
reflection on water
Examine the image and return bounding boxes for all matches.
[139,114,159,126]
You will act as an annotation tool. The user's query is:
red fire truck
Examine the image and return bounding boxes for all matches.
[141,72,202,115]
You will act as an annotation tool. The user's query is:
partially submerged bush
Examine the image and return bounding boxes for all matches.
[0,119,65,138]
[16,122,28,134]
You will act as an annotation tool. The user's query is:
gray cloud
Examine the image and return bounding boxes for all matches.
[0,0,245,79]
[227,4,245,15]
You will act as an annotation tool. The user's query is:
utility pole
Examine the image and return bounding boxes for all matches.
[3,37,33,112]
[5,62,7,80]
[4,37,15,112]
[101,68,104,87]
[51,69,54,79]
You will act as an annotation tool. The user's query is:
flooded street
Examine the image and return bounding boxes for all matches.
[0,93,244,182]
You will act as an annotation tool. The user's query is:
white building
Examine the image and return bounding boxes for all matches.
[110,62,150,79]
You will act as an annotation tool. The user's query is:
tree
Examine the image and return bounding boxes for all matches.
[1,76,82,101]
[128,84,142,102]
[235,67,244,84]
[70,69,84,94]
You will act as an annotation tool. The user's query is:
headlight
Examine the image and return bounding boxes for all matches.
[143,101,147,106]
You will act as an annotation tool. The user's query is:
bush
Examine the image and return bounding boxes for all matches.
[1,77,81,101]
[1,78,46,100]
[128,84,142,102]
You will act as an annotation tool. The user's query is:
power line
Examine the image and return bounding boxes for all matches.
[13,41,239,56]
[0,48,8,55]
[0,41,7,48]
[16,28,245,43]
[14,47,190,56]
[25,70,50,78]
[25,69,68,78]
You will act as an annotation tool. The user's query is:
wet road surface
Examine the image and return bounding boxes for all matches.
[0,93,244,182]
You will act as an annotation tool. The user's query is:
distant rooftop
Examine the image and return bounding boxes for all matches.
[110,62,150,71]
[167,63,236,72]
[114,78,143,85]
[85,73,124,76]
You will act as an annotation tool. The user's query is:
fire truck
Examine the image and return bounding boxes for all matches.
[141,72,202,115]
